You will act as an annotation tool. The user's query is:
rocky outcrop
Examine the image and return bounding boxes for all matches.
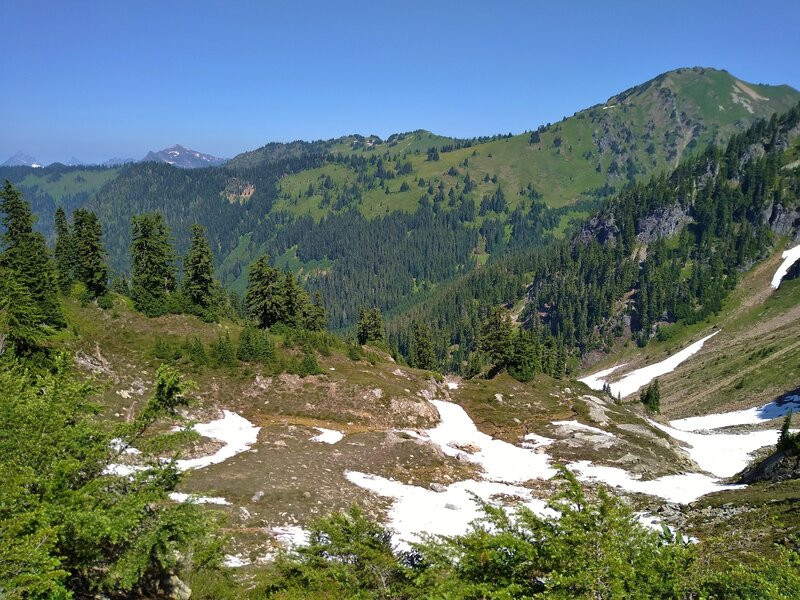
[738,449,800,484]
[636,202,692,244]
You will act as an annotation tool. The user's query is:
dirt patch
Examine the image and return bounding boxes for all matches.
[735,80,768,102]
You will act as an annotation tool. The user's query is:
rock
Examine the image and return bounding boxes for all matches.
[429,482,447,492]
[251,490,264,502]
[636,202,691,244]
[444,503,459,510]
[166,575,192,600]
[456,452,470,463]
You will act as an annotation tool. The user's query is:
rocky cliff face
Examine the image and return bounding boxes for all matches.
[739,449,800,484]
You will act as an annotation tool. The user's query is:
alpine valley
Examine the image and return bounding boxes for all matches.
[3,66,800,598]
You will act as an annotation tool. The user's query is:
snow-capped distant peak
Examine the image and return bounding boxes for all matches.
[2,151,40,167]
[141,144,226,169]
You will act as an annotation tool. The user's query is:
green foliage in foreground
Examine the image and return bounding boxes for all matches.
[0,359,214,598]
[253,469,800,600]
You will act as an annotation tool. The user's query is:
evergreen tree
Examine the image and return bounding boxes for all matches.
[182,224,217,318]
[508,329,539,382]
[245,254,285,329]
[357,307,384,345]
[409,320,437,370]
[72,208,108,298]
[53,206,74,293]
[0,181,63,327]
[303,291,328,331]
[479,307,513,373]
[130,212,176,316]
[0,268,45,357]
[209,331,236,367]
[640,379,661,412]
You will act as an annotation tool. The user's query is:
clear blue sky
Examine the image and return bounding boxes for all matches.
[2,0,798,164]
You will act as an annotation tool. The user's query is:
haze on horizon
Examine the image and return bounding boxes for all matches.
[2,0,799,165]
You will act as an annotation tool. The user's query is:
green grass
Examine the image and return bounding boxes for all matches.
[20,168,118,202]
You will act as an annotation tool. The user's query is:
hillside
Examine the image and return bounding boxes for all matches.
[60,70,797,329]
[4,101,800,597]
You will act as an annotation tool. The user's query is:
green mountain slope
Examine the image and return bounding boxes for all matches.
[9,68,798,334]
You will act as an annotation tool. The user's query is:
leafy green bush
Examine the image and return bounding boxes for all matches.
[0,359,209,597]
[96,294,114,310]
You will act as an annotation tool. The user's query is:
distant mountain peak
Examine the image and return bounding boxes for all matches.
[141,144,226,168]
[2,151,42,168]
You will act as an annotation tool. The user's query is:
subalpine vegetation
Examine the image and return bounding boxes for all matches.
[2,100,800,597]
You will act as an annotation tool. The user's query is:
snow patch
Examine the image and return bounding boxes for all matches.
[271,525,310,547]
[310,427,344,444]
[345,471,554,546]
[176,411,260,470]
[770,245,800,289]
[427,400,556,482]
[567,461,741,504]
[578,364,626,390]
[224,554,250,568]
[650,419,781,478]
[552,420,615,437]
[522,432,555,449]
[671,395,800,431]
[581,333,718,398]
[169,492,231,505]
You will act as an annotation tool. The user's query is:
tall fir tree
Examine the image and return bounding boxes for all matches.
[303,291,328,331]
[72,209,108,298]
[0,181,63,327]
[357,307,385,345]
[53,207,74,293]
[479,307,513,373]
[0,267,45,356]
[182,224,217,314]
[409,320,437,370]
[245,254,285,329]
[130,212,176,316]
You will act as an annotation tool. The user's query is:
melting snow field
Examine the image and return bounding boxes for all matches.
[426,400,556,482]
[770,244,800,289]
[175,410,261,471]
[579,332,719,398]
[348,364,793,541]
[345,472,554,547]
[106,410,260,476]
[671,395,800,432]
[310,427,345,444]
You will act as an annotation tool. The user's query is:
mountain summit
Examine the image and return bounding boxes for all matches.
[141,144,226,168]
[2,151,42,167]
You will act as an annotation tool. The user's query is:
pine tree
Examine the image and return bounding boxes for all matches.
[130,212,176,316]
[303,291,328,331]
[0,267,45,356]
[53,207,74,293]
[640,379,661,413]
[410,320,437,370]
[72,209,108,298]
[479,307,513,373]
[508,329,538,382]
[182,224,217,314]
[357,307,384,345]
[209,331,236,367]
[0,181,63,327]
[245,254,285,329]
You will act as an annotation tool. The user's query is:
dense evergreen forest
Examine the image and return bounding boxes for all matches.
[388,103,800,372]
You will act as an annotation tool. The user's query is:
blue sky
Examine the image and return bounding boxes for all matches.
[2,0,799,164]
